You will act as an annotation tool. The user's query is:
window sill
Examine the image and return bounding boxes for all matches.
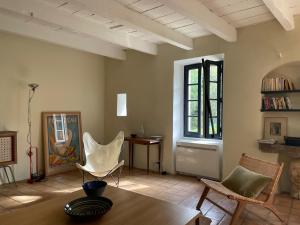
[176,138,222,150]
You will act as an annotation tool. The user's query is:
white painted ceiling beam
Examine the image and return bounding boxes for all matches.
[158,0,237,42]
[0,0,157,55]
[0,9,126,60]
[77,0,193,50]
[262,0,295,31]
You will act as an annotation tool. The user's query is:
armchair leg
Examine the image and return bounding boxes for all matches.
[110,165,123,187]
[116,165,123,187]
[196,186,210,211]
[265,205,287,225]
[195,217,199,225]
[101,165,124,187]
[82,170,85,184]
[230,201,245,225]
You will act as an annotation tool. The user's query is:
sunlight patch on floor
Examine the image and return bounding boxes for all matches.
[118,180,135,186]
[120,183,149,191]
[53,187,81,193]
[11,195,42,204]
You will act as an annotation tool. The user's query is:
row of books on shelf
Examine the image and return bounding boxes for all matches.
[262,96,292,110]
[261,77,294,91]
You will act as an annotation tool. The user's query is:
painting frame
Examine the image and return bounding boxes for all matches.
[264,117,287,144]
[42,111,83,176]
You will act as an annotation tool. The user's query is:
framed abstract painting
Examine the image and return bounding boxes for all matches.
[42,112,83,176]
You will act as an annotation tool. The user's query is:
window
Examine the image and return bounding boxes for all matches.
[184,60,223,139]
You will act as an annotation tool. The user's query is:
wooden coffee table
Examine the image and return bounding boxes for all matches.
[0,186,211,225]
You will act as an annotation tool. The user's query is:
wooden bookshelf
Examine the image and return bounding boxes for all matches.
[261,89,299,111]
[261,89,300,94]
[259,143,300,155]
[260,109,300,112]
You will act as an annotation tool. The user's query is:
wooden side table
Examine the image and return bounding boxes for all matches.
[124,137,163,174]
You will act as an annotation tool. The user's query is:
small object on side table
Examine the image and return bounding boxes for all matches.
[130,134,137,138]
[285,136,300,146]
[150,135,163,140]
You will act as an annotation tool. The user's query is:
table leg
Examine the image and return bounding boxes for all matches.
[158,143,161,174]
[82,171,85,184]
[147,145,150,174]
[131,143,134,170]
[128,142,132,170]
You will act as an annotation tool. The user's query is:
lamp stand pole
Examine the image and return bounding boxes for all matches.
[26,83,44,183]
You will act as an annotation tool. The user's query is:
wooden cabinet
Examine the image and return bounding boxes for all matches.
[0,131,17,166]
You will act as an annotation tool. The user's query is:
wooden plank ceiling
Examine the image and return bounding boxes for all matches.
[0,0,298,59]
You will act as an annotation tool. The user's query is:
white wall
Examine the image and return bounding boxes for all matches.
[172,61,184,170]
[0,31,105,183]
[104,15,300,177]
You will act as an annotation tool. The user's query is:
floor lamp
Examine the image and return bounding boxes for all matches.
[27,83,44,183]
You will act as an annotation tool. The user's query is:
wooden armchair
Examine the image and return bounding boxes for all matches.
[196,153,285,225]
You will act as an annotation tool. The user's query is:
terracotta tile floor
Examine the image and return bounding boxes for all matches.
[0,168,299,225]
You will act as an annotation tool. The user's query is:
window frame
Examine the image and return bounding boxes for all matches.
[183,60,223,139]
[204,60,223,139]
[183,63,202,138]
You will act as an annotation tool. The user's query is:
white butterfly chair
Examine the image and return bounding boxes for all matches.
[76,131,124,186]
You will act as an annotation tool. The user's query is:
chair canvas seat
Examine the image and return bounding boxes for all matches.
[76,131,124,183]
[77,161,124,178]
[201,178,264,205]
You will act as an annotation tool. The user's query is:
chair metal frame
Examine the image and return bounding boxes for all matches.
[196,153,285,225]
[81,161,124,187]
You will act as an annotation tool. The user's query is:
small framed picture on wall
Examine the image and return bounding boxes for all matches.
[264,117,287,143]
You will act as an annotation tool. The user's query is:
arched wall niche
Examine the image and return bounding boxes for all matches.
[262,61,300,193]
[264,61,300,87]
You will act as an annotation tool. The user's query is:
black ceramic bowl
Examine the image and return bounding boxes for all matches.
[82,181,107,197]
